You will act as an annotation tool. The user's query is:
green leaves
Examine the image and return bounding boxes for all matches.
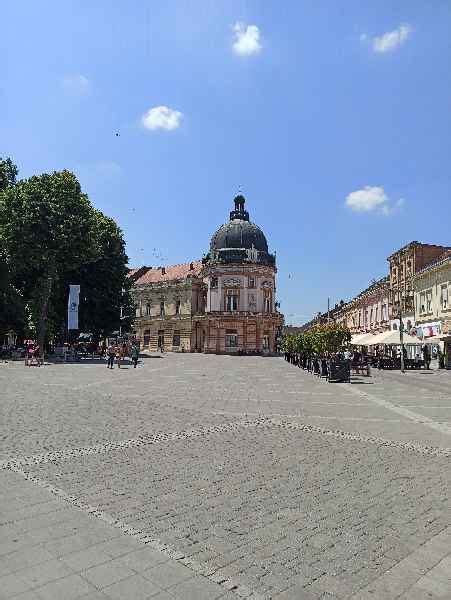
[282,323,351,356]
[0,158,131,345]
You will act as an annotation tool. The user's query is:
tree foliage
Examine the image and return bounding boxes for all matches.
[0,158,131,349]
[282,323,351,357]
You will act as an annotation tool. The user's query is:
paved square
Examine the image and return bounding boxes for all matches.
[1,355,450,599]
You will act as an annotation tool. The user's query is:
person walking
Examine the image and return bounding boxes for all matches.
[131,344,139,368]
[422,344,431,369]
[107,343,115,369]
[116,344,122,369]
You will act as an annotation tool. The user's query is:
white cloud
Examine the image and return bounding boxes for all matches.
[345,186,404,215]
[367,24,412,53]
[141,106,183,131]
[232,22,262,56]
[62,74,90,95]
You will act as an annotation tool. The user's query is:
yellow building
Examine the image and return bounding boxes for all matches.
[412,251,451,367]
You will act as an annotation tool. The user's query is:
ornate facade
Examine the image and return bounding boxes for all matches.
[130,194,284,354]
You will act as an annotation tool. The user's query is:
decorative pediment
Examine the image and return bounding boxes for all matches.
[261,280,273,288]
[223,278,242,288]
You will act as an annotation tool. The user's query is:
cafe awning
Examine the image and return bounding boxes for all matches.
[350,333,379,345]
[366,330,423,345]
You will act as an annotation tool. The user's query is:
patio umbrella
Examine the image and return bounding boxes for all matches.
[350,333,379,345]
[366,330,422,345]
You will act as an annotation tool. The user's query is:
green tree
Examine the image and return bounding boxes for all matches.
[53,210,132,343]
[0,169,95,351]
[0,157,18,192]
[0,252,25,340]
[0,158,25,339]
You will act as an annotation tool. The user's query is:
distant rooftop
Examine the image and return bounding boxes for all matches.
[131,261,202,285]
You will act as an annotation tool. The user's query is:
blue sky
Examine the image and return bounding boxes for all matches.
[2,1,450,324]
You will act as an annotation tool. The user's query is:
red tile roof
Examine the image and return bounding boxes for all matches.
[134,260,203,285]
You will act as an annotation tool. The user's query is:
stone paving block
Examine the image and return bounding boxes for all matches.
[142,560,194,588]
[412,573,451,598]
[0,571,31,598]
[5,591,41,600]
[33,573,96,600]
[118,546,170,571]
[1,357,450,600]
[94,536,142,558]
[19,558,73,589]
[0,545,54,577]
[60,545,113,572]
[102,573,163,600]
[150,592,177,600]
[81,556,135,588]
[169,575,224,600]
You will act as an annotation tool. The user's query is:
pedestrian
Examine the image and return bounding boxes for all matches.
[107,343,115,369]
[422,344,431,369]
[131,344,139,368]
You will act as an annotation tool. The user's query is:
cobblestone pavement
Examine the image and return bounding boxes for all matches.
[1,355,450,599]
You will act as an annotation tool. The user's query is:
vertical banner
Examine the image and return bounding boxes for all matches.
[67,284,80,330]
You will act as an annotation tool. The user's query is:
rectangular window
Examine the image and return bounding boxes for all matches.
[420,292,426,314]
[263,289,271,313]
[226,293,238,311]
[143,330,150,348]
[426,289,432,313]
[160,301,165,317]
[175,300,181,315]
[441,285,448,309]
[370,308,373,324]
[225,330,238,347]
[211,277,218,289]
[375,307,378,322]
[441,283,449,310]
[146,303,151,316]
[248,277,255,288]
[172,331,180,346]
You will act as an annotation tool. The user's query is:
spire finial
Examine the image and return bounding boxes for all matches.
[230,191,249,221]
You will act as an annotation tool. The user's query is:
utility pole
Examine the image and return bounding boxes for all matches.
[399,295,405,374]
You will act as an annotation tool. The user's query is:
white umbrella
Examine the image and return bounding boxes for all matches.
[367,330,422,345]
[350,332,379,345]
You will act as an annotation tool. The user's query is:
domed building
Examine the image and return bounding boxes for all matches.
[200,194,283,354]
[130,194,283,354]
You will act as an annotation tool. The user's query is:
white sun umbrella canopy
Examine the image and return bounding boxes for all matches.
[350,332,379,345]
[366,330,422,345]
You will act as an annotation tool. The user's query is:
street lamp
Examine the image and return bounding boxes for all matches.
[398,292,405,374]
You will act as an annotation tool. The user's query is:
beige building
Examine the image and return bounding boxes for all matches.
[387,241,450,333]
[130,194,284,354]
[336,278,390,335]
[130,262,205,352]
[413,250,451,347]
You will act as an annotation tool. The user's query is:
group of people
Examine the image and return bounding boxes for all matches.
[106,342,140,369]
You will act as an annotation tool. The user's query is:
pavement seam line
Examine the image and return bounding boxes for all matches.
[268,419,451,457]
[4,467,264,599]
[0,418,272,469]
[345,384,451,436]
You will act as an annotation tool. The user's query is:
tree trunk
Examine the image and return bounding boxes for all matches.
[37,275,53,359]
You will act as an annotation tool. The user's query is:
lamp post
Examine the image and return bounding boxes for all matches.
[399,295,405,374]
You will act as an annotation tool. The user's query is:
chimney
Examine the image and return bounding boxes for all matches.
[161,267,166,275]
[189,262,194,270]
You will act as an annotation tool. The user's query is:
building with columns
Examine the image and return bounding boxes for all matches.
[201,195,283,353]
[130,194,283,354]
